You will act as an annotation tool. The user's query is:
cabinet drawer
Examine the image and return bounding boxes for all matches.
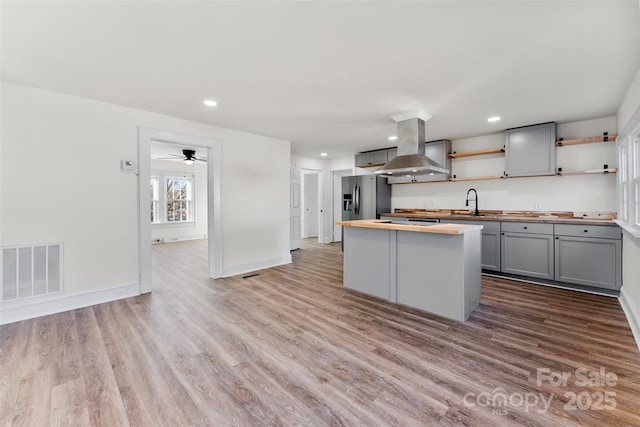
[501,222,553,234]
[554,224,621,240]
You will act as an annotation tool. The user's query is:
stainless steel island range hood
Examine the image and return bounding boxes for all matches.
[375,110,449,177]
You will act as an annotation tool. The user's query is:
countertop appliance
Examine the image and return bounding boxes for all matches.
[342,175,391,221]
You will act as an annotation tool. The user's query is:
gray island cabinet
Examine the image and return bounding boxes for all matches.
[337,220,483,322]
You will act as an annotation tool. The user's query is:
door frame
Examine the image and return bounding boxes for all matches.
[331,169,352,242]
[138,127,222,293]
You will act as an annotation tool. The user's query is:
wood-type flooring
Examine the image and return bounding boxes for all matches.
[1,238,639,426]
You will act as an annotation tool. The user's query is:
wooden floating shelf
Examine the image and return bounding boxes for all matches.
[449,148,505,159]
[556,133,617,147]
[556,168,618,176]
[449,175,503,182]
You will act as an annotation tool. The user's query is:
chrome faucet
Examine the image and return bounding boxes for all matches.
[466,188,479,216]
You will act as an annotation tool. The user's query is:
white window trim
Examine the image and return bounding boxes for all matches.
[150,171,196,226]
[617,107,640,240]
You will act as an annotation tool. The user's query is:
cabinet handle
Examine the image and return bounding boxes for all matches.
[523,226,528,230]
[556,237,559,240]
[584,229,588,233]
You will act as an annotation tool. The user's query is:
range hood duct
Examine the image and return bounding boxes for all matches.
[375,110,449,177]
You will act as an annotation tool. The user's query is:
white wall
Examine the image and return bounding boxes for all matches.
[1,82,290,305]
[150,159,208,242]
[392,116,618,213]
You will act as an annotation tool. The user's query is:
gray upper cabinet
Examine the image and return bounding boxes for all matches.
[505,122,556,177]
[355,148,391,167]
[554,224,622,289]
[387,140,451,184]
[501,222,554,279]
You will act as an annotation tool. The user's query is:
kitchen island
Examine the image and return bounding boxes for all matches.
[336,219,483,322]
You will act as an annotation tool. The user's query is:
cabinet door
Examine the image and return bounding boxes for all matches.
[369,149,388,166]
[505,123,556,177]
[555,236,621,289]
[355,153,371,167]
[387,147,398,161]
[482,229,501,271]
[501,232,554,279]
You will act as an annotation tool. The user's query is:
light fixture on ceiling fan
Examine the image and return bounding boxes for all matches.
[182,149,197,165]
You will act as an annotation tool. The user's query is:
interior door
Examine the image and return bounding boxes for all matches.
[290,167,301,250]
[303,172,319,238]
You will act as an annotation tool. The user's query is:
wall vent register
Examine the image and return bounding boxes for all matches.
[2,243,63,301]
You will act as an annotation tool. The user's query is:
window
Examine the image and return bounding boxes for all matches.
[150,172,194,224]
[618,123,640,234]
[619,142,629,222]
[151,176,159,223]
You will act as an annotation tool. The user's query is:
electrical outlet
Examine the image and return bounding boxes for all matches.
[534,201,541,210]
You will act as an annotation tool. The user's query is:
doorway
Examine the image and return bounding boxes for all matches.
[138,128,222,293]
[301,169,321,241]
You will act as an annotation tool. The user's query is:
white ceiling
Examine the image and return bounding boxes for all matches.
[2,1,639,159]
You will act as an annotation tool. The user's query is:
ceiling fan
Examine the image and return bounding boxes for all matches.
[157,149,207,164]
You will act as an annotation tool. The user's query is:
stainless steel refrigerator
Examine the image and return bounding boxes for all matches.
[342,175,391,221]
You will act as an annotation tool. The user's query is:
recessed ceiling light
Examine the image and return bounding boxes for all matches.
[203,99,218,107]
[388,136,398,141]
[487,116,501,122]
[320,152,328,157]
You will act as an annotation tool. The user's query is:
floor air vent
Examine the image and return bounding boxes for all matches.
[2,243,63,301]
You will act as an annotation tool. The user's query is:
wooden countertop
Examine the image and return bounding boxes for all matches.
[336,220,483,235]
[381,209,618,226]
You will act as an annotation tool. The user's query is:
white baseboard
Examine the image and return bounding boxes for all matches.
[223,254,292,278]
[619,286,640,353]
[152,234,207,244]
[0,282,141,325]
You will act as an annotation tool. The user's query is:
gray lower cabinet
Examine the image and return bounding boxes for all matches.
[501,222,554,279]
[554,224,622,289]
[440,220,501,271]
[481,227,501,272]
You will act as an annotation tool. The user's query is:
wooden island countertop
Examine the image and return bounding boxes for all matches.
[336,219,483,235]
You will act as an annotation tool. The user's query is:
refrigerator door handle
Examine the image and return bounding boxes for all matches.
[354,184,360,216]
[352,184,357,216]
